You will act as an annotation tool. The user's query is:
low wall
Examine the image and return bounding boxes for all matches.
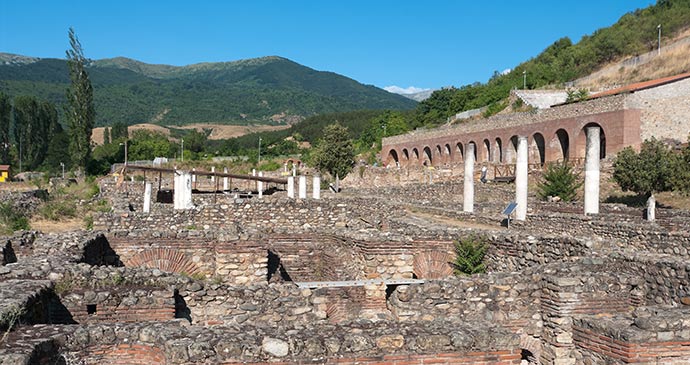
[574,307,690,364]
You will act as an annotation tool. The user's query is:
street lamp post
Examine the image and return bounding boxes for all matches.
[523,70,527,89]
[60,162,65,179]
[258,137,262,164]
[119,140,128,166]
[180,138,184,162]
[657,24,662,56]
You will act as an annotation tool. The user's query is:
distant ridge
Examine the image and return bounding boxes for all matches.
[0,54,416,127]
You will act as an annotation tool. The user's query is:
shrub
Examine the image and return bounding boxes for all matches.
[537,161,583,201]
[258,160,281,171]
[452,235,488,276]
[612,138,675,197]
[40,200,77,221]
[0,203,30,233]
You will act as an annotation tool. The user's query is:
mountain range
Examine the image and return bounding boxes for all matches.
[0,53,416,127]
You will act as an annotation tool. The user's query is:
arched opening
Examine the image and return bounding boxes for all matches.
[483,139,491,162]
[402,148,410,165]
[506,136,519,163]
[555,129,569,161]
[387,149,400,167]
[423,146,433,166]
[531,133,546,166]
[455,142,464,163]
[444,143,452,163]
[435,145,443,160]
[495,138,503,163]
[413,251,455,279]
[577,123,606,159]
[412,148,419,161]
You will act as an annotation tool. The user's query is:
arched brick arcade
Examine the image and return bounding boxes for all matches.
[382,109,641,168]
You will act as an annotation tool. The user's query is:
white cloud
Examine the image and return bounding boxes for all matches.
[500,68,511,75]
[384,85,432,95]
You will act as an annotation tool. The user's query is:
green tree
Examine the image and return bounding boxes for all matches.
[612,138,676,197]
[110,121,128,140]
[12,96,52,170]
[127,130,174,160]
[0,93,10,164]
[65,27,95,172]
[670,138,690,195]
[311,123,355,179]
[452,235,488,276]
[103,127,111,145]
[537,161,583,201]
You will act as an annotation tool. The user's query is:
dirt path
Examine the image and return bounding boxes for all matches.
[405,208,503,231]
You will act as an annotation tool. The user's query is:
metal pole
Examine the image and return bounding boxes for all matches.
[258,137,262,164]
[523,71,526,89]
[60,162,65,179]
[181,138,184,162]
[657,24,662,56]
[125,140,128,166]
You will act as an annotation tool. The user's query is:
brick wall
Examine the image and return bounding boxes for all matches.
[219,351,523,365]
[57,288,175,324]
[79,343,166,365]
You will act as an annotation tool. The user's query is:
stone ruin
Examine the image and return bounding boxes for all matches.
[2,162,690,365]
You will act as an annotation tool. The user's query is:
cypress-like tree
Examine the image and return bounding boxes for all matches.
[111,121,128,141]
[0,93,10,164]
[311,123,355,179]
[103,127,111,145]
[65,27,95,172]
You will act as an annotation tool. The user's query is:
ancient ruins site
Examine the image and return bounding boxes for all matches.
[2,75,690,365]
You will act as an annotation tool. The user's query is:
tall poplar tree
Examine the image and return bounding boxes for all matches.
[0,93,10,164]
[65,27,95,172]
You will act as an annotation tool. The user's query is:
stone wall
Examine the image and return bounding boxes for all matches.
[387,274,542,336]
[57,287,175,324]
[626,76,690,143]
[573,307,690,364]
[1,320,523,365]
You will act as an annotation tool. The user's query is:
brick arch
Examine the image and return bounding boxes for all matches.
[455,142,464,164]
[520,334,542,364]
[386,149,400,167]
[80,343,166,365]
[127,248,201,276]
[444,143,452,164]
[575,122,607,159]
[531,132,546,166]
[422,146,433,165]
[482,139,491,162]
[401,148,410,166]
[413,251,454,279]
[494,137,503,163]
[435,144,443,165]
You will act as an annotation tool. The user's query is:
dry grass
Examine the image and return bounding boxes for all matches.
[31,218,84,233]
[91,123,290,145]
[577,29,690,91]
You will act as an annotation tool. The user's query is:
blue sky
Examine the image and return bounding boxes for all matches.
[1,1,655,92]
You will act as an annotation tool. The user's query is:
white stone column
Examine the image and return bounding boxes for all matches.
[463,143,475,213]
[223,167,228,191]
[143,182,152,213]
[287,176,295,198]
[258,171,264,199]
[647,194,656,221]
[210,166,215,182]
[515,136,528,221]
[584,127,600,215]
[292,164,297,177]
[313,175,321,199]
[299,175,307,199]
[174,171,194,210]
[191,168,196,184]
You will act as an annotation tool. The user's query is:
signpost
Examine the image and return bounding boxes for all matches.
[503,201,518,228]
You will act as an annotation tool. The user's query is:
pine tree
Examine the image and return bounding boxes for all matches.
[0,93,10,164]
[65,27,95,172]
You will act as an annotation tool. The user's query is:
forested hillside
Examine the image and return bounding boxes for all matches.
[412,0,690,128]
[0,55,416,127]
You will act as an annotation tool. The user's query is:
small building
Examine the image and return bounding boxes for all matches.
[0,165,10,182]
